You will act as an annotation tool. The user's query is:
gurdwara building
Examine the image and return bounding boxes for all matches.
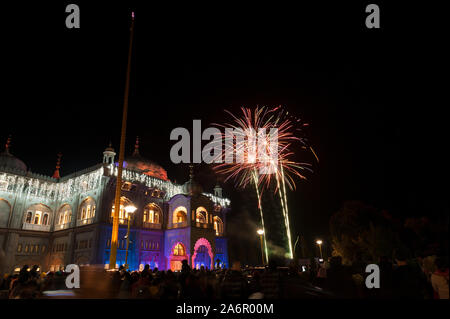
[0,138,229,274]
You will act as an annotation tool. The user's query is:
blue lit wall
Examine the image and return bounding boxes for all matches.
[214,237,229,269]
[99,225,169,271]
[97,225,228,271]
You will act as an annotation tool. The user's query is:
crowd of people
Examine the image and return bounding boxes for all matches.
[0,254,448,299]
[310,253,449,299]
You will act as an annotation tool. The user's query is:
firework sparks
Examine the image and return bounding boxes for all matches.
[213,106,315,260]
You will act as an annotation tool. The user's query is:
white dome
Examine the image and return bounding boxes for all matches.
[0,151,27,172]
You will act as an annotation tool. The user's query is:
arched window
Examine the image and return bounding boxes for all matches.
[143,203,162,224]
[196,207,208,224]
[56,204,72,227]
[173,243,185,256]
[78,197,96,226]
[214,216,224,236]
[64,211,71,223]
[172,206,187,224]
[23,204,52,229]
[111,197,134,224]
[0,199,11,227]
[34,211,41,224]
[42,213,49,225]
[79,197,96,220]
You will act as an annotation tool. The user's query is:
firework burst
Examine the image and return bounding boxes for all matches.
[213,106,316,260]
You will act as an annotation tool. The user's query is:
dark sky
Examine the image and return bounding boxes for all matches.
[1,2,445,261]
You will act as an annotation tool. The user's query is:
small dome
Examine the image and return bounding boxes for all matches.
[0,151,27,172]
[122,137,168,180]
[124,155,168,181]
[104,142,115,153]
[183,178,203,195]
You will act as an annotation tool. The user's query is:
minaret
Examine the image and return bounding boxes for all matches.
[52,153,62,179]
[214,183,223,198]
[103,142,116,165]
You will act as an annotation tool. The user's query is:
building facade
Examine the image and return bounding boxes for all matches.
[0,140,229,273]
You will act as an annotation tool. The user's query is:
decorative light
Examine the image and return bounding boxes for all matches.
[124,205,137,214]
[257,229,264,235]
[1,163,231,210]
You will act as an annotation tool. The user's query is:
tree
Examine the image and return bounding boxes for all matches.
[329,201,400,265]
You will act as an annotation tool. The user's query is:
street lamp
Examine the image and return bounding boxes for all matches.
[257,229,265,265]
[316,239,323,259]
[124,205,137,269]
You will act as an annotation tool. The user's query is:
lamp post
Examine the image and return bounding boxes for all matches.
[316,239,323,259]
[124,205,137,269]
[257,229,265,265]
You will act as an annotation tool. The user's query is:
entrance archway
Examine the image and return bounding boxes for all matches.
[169,242,187,271]
[191,238,214,269]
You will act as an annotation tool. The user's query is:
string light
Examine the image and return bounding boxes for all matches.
[1,166,230,207]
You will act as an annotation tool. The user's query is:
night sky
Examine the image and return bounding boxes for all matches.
[1,2,445,263]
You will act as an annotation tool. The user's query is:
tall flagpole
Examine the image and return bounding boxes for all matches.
[109,11,135,270]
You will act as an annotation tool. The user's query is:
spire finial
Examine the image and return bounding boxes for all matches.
[52,152,62,179]
[133,136,140,156]
[4,135,12,154]
[104,140,114,152]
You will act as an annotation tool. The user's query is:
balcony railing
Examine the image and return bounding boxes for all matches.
[142,222,162,229]
[22,223,51,232]
[171,221,188,229]
[55,223,71,231]
[76,217,95,226]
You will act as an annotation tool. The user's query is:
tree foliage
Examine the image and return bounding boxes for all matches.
[329,201,401,264]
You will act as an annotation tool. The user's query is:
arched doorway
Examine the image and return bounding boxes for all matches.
[193,245,211,269]
[191,238,214,269]
[169,242,187,271]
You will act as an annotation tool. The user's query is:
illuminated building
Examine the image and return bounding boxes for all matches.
[0,138,229,273]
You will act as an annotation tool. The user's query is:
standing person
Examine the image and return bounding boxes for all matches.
[118,271,132,299]
[141,264,150,278]
[220,262,247,299]
[326,256,356,298]
[431,257,449,299]
[315,262,327,288]
[391,250,424,299]
[18,265,30,284]
[178,259,191,298]
[260,259,283,299]
[309,258,317,283]
[29,265,39,280]
[376,256,394,298]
